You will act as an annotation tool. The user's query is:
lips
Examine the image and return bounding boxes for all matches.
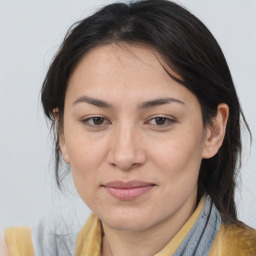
[103,180,155,200]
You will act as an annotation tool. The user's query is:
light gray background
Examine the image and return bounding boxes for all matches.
[0,0,256,230]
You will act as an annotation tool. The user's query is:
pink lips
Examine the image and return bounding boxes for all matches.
[103,180,155,200]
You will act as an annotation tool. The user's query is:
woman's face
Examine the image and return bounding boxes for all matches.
[60,43,211,232]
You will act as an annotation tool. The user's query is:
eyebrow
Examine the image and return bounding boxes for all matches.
[73,96,185,109]
[73,96,112,108]
[139,97,185,109]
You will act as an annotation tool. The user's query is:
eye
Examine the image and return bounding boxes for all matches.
[81,116,111,127]
[147,116,175,127]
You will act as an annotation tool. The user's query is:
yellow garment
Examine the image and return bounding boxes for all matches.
[75,215,256,256]
[5,198,256,256]
[75,214,103,256]
[208,222,256,256]
[5,227,34,256]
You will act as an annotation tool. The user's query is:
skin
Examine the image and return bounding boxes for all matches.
[0,234,9,256]
[58,43,229,256]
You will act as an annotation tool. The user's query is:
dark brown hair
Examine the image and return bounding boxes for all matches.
[41,0,250,223]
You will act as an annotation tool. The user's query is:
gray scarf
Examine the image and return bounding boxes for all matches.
[174,195,221,256]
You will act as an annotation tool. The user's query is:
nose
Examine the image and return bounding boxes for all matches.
[107,124,146,171]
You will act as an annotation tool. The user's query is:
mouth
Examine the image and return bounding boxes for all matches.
[102,180,155,200]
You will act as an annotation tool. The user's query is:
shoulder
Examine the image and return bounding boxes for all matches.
[4,227,34,256]
[0,233,10,256]
[222,222,256,252]
[209,222,256,256]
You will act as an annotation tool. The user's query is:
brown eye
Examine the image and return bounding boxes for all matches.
[155,117,168,125]
[81,116,111,127]
[92,117,105,125]
[147,116,176,127]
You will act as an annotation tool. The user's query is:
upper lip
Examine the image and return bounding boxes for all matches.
[103,180,155,188]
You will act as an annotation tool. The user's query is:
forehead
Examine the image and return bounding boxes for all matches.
[66,43,196,107]
[71,43,169,80]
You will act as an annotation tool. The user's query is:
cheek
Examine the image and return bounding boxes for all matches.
[67,139,105,208]
[150,134,203,208]
[64,123,108,166]
[64,130,108,193]
[150,130,204,180]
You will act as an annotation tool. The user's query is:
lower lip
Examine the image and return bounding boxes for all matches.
[104,186,154,200]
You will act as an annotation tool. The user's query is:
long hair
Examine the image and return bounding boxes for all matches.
[41,0,250,223]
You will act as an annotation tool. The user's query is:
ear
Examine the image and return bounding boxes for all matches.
[202,103,229,159]
[53,108,70,163]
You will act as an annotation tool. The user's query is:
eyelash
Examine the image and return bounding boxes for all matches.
[81,116,176,128]
[81,116,111,128]
[146,116,176,127]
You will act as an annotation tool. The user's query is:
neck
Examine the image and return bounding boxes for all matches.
[101,195,197,256]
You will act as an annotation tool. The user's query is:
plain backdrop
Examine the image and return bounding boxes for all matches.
[0,0,256,230]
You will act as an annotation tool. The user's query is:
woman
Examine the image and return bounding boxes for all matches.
[1,0,256,255]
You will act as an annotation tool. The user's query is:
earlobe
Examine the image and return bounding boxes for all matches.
[202,103,229,159]
[53,108,70,163]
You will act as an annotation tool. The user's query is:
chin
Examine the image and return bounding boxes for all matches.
[107,218,152,232]
[98,208,159,232]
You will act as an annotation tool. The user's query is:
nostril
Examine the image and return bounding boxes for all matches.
[109,160,144,172]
